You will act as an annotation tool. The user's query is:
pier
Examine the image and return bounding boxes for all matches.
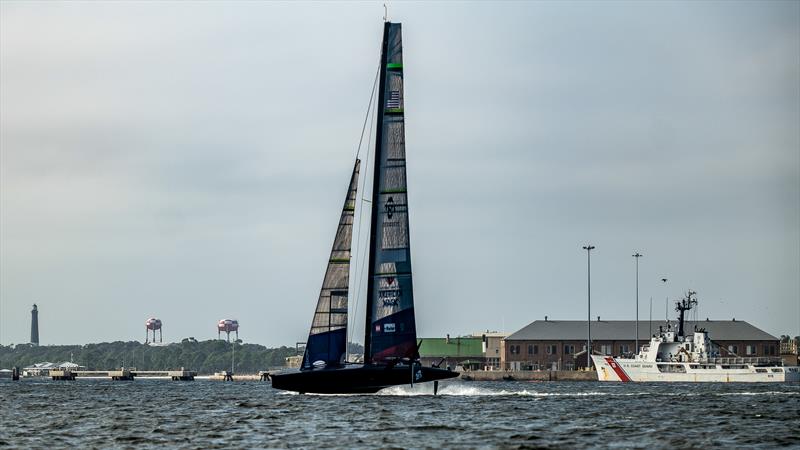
[49,369,197,381]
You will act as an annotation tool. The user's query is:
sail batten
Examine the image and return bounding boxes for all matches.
[301,159,361,370]
[364,22,418,364]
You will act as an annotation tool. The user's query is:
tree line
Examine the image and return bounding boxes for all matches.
[0,340,299,374]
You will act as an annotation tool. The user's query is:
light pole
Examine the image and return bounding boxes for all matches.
[582,245,595,369]
[632,252,643,353]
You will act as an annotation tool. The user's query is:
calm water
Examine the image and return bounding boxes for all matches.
[1,379,798,448]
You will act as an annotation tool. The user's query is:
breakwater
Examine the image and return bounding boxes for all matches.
[460,370,597,381]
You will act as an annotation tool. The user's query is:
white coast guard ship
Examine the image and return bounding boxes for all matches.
[592,291,799,383]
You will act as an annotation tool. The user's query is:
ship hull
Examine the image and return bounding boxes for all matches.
[592,355,800,382]
[270,364,459,394]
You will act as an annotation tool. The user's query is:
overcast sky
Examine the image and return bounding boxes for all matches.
[1,1,798,346]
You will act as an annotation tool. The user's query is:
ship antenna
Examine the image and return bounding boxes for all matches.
[383,3,388,22]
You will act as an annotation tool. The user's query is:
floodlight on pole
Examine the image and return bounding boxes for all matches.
[582,245,595,369]
[661,278,668,321]
[632,252,643,355]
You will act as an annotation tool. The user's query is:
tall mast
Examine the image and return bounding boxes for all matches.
[364,22,391,363]
[675,290,697,338]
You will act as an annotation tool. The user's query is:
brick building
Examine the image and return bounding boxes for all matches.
[502,318,780,370]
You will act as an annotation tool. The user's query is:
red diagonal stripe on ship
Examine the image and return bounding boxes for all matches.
[604,356,632,382]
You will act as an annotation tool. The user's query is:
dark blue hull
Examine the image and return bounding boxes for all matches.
[270,364,459,394]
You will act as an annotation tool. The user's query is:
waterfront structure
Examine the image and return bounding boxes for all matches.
[478,331,509,369]
[418,335,484,370]
[30,304,39,345]
[502,317,780,371]
[416,332,508,370]
[780,337,799,366]
[22,361,85,377]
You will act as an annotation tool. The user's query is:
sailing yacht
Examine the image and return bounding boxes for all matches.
[270,22,458,394]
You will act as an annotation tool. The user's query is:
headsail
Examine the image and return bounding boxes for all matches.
[364,22,418,364]
[301,159,361,370]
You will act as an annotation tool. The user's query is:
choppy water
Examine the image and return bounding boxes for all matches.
[1,379,798,448]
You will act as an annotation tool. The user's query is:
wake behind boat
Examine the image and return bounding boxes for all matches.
[593,291,800,382]
[270,21,458,394]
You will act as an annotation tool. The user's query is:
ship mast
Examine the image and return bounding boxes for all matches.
[675,290,698,338]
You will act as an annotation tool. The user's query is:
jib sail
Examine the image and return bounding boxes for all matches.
[301,159,361,370]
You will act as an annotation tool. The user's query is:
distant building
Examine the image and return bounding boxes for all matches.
[22,361,85,377]
[473,331,509,370]
[30,304,39,346]
[502,319,780,371]
[419,335,485,370]
[780,337,799,366]
[285,355,302,368]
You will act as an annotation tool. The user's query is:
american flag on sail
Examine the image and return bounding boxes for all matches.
[386,91,401,108]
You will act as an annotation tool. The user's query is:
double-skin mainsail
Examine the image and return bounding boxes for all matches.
[364,22,418,364]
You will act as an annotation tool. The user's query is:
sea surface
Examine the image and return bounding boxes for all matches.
[1,378,798,449]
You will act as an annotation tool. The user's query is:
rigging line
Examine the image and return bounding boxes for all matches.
[354,64,381,161]
[349,58,380,304]
[351,90,376,348]
[349,63,380,350]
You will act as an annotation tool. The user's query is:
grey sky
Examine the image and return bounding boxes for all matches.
[1,1,798,346]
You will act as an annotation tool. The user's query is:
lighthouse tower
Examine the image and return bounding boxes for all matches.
[30,304,39,346]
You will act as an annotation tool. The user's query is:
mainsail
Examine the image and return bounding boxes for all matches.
[364,22,418,364]
[301,159,360,370]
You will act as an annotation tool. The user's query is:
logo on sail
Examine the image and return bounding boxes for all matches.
[383,323,396,333]
[387,91,401,108]
[379,276,401,306]
[385,196,396,219]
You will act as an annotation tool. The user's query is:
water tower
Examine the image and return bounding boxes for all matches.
[145,317,163,343]
[218,319,239,342]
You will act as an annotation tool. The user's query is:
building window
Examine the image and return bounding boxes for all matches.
[601,345,612,355]
[534,345,538,355]
[619,345,629,355]
[727,345,738,355]
[546,344,557,355]
[564,345,575,355]
[528,344,534,355]
[746,345,755,356]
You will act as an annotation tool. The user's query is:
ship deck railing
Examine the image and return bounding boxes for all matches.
[706,356,784,366]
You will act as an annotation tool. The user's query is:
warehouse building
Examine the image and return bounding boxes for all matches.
[502,318,780,371]
[419,335,484,370]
